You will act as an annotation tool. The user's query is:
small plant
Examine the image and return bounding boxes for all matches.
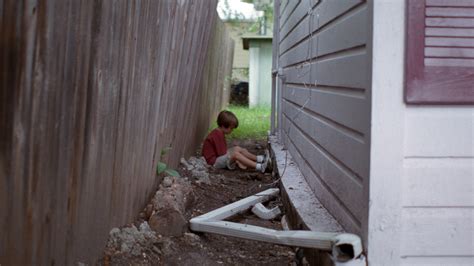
[156,146,180,177]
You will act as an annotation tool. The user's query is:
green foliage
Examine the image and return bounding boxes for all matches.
[220,0,274,34]
[220,0,247,24]
[156,162,180,177]
[156,147,180,177]
[211,105,271,140]
[247,0,274,33]
[157,162,167,174]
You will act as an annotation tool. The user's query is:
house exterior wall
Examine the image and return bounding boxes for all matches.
[226,22,251,69]
[276,0,371,240]
[225,22,251,82]
[0,0,233,264]
[276,0,473,264]
[369,0,473,265]
[249,40,273,107]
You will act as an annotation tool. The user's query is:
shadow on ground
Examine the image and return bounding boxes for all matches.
[99,139,301,266]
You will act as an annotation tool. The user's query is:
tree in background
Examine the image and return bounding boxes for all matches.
[242,0,273,35]
[219,0,273,35]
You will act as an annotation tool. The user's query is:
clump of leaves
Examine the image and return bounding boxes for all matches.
[156,147,180,177]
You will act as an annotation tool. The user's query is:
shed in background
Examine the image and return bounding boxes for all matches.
[243,35,273,107]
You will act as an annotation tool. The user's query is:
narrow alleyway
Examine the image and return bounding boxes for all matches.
[99,139,302,265]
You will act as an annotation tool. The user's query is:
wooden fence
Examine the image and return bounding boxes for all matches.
[0,0,233,264]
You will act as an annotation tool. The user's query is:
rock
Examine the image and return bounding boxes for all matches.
[110,227,121,235]
[193,170,211,184]
[121,242,131,253]
[149,177,194,236]
[181,156,212,184]
[180,157,194,170]
[162,176,173,187]
[145,204,154,219]
[148,210,187,237]
[139,221,153,233]
[184,232,201,246]
[187,156,208,171]
[157,237,177,256]
[105,222,158,258]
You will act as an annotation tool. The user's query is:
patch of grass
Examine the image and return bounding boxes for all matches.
[211,105,271,140]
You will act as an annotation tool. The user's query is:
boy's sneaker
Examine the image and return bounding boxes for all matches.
[260,160,268,173]
[264,149,272,172]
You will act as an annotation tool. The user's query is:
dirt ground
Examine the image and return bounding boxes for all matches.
[99,139,302,266]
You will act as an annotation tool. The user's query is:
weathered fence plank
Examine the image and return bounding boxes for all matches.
[0,0,233,264]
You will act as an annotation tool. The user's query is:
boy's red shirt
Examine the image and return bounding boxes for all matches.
[202,128,227,165]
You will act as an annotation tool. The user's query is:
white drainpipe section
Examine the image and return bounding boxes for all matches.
[251,202,281,220]
[189,188,366,265]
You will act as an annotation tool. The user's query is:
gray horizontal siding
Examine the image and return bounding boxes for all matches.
[277,0,370,235]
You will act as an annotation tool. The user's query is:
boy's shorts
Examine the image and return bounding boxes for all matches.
[213,148,236,170]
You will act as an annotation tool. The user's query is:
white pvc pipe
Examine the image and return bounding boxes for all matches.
[251,202,281,220]
[189,188,365,263]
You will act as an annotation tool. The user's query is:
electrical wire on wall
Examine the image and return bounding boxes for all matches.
[249,0,321,193]
[276,0,320,182]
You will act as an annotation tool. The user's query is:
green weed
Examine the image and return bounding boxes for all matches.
[156,146,180,177]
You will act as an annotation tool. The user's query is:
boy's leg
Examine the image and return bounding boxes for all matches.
[230,150,257,169]
[230,149,267,173]
[233,146,257,162]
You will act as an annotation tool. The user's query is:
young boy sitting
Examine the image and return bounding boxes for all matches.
[202,110,269,172]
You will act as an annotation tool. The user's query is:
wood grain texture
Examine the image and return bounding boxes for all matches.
[0,0,233,264]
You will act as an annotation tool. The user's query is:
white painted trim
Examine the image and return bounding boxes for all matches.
[367,0,406,264]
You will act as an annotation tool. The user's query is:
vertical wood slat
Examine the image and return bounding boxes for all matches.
[0,0,233,264]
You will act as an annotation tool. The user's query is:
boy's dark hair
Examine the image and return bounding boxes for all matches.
[217,110,239,129]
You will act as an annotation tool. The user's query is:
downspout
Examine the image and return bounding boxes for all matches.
[270,0,280,135]
[189,188,366,265]
[271,69,277,134]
